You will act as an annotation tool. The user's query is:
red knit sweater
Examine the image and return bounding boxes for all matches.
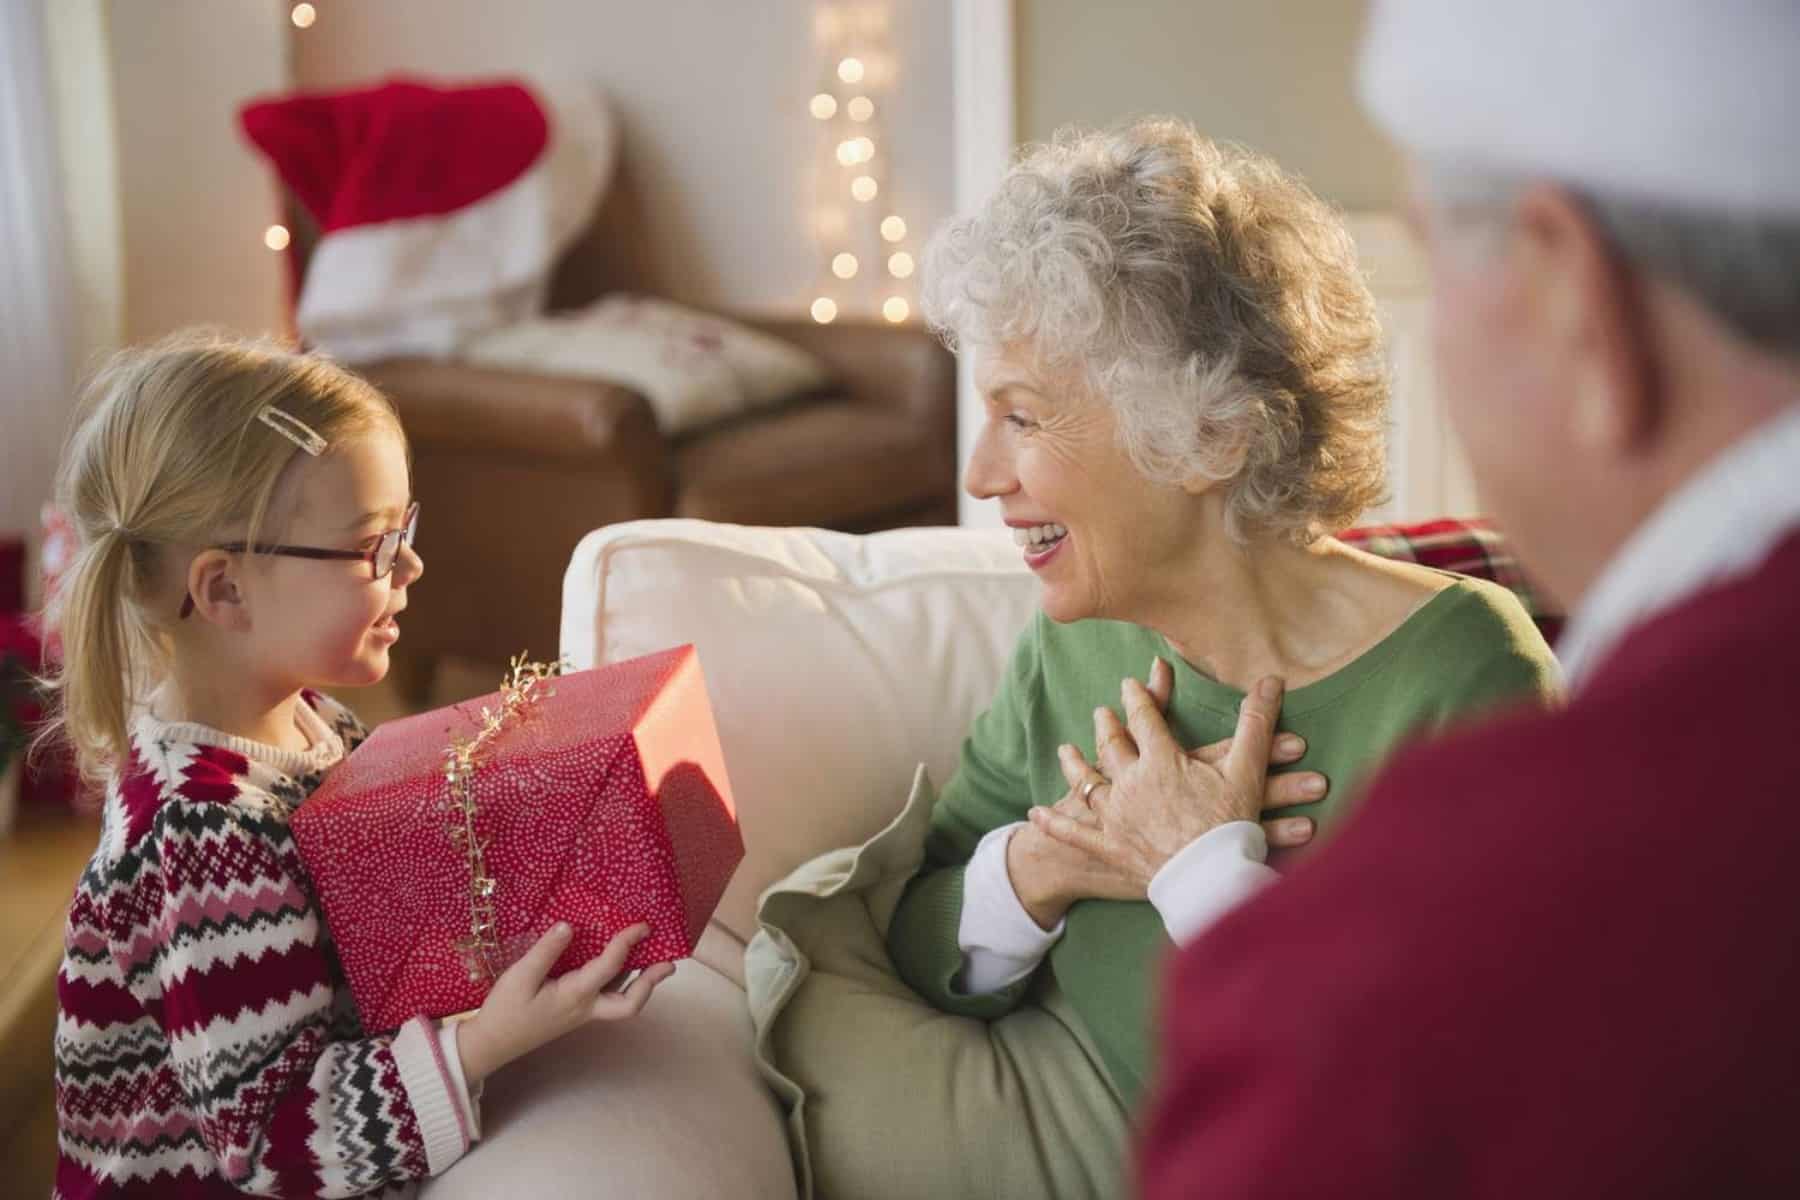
[1140,531,1800,1197]
[53,693,472,1199]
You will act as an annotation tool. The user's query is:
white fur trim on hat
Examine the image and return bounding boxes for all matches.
[1357,0,1800,214]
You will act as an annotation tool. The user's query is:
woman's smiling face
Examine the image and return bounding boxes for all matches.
[965,344,1211,625]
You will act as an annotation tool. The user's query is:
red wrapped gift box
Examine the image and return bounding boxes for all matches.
[291,645,742,1033]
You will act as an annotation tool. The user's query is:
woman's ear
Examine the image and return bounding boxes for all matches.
[1179,470,1228,498]
[185,549,251,631]
[1180,425,1247,496]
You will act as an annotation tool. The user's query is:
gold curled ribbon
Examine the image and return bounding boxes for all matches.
[443,654,564,982]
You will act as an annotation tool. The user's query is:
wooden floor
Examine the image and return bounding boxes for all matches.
[0,804,102,1196]
[0,652,502,1190]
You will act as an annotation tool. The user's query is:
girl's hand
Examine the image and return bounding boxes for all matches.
[454,922,676,1087]
[1029,672,1310,891]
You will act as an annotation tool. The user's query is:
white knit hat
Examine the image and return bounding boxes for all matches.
[1357,0,1800,214]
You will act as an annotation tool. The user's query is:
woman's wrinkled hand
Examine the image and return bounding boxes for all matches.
[1028,663,1320,891]
[1006,800,1146,929]
[1008,660,1326,927]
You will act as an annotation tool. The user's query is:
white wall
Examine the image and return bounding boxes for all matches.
[1,0,76,544]
[951,0,1017,526]
[108,0,288,342]
[46,0,124,374]
[292,0,954,318]
[1015,0,1404,211]
[1344,214,1480,524]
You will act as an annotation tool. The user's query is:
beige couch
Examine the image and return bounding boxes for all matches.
[421,518,1043,1198]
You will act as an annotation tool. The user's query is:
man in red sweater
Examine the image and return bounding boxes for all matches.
[1140,2,1800,1195]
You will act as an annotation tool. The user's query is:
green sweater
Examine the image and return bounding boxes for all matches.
[886,576,1561,1110]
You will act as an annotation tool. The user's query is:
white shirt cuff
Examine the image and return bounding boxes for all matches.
[956,822,1065,994]
[437,1018,483,1142]
[1147,821,1279,947]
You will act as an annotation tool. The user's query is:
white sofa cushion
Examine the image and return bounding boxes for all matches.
[420,946,794,1199]
[560,519,1040,943]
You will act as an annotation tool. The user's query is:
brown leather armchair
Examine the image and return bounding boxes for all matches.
[286,163,957,697]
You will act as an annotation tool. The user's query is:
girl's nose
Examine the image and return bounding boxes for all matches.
[393,540,424,588]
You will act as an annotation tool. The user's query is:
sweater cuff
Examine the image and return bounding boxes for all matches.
[956,822,1064,994]
[437,1019,483,1142]
[1147,821,1278,947]
[391,1017,472,1175]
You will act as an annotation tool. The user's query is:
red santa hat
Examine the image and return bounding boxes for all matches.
[241,75,614,361]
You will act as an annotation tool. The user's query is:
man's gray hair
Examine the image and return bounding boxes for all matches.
[922,119,1391,545]
[1424,163,1800,359]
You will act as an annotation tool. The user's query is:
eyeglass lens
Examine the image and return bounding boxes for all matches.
[375,508,418,579]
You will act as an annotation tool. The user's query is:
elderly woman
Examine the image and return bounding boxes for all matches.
[754,119,1559,1200]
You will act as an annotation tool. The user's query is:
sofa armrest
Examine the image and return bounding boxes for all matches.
[743,318,955,426]
[361,357,666,466]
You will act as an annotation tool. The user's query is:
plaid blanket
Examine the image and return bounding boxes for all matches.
[1342,517,1564,644]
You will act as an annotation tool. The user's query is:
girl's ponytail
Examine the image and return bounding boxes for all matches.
[44,524,148,780]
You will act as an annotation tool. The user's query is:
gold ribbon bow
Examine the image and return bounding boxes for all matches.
[443,654,564,982]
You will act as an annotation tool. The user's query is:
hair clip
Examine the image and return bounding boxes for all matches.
[257,405,328,456]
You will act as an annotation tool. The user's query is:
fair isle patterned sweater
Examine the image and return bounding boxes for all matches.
[53,692,478,1198]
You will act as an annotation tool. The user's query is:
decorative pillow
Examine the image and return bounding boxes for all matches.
[746,766,1128,1200]
[462,295,831,435]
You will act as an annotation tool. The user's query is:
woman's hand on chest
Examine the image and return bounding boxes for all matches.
[1029,661,1327,893]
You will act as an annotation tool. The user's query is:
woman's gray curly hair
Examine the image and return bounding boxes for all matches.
[922,118,1390,544]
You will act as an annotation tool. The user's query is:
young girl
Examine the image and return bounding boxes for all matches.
[47,333,674,1198]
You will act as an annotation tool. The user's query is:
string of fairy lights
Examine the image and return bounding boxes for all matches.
[807,16,915,326]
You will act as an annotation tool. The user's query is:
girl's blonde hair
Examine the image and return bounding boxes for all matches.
[43,331,402,782]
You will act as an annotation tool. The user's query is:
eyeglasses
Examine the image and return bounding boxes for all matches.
[179,502,419,619]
